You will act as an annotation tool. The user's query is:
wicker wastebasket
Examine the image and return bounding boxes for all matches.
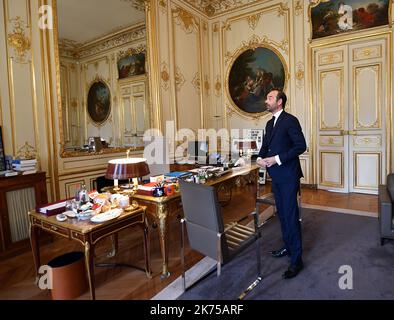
[48,251,87,300]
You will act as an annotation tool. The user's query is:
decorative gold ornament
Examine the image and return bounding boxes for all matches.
[215,76,222,97]
[247,13,261,30]
[204,76,210,92]
[16,142,37,160]
[161,62,170,91]
[294,1,303,16]
[277,3,288,17]
[175,67,186,91]
[172,7,199,34]
[117,44,146,60]
[192,73,201,92]
[7,17,31,63]
[183,0,263,17]
[121,0,146,11]
[296,62,305,89]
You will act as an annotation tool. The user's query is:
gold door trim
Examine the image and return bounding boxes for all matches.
[354,152,381,189]
[354,63,381,130]
[319,151,344,188]
[319,68,344,131]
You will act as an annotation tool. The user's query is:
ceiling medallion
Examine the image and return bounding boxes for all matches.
[7,17,31,63]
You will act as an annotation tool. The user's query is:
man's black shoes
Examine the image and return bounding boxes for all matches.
[282,261,303,279]
[270,247,289,258]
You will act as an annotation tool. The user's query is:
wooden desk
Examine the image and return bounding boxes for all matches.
[132,164,260,278]
[28,207,151,300]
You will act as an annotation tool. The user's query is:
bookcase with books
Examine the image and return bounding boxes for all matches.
[0,171,47,260]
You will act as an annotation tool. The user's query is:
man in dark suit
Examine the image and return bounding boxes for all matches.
[257,88,307,279]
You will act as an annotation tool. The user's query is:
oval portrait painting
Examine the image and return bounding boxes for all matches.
[228,47,286,114]
[87,80,111,125]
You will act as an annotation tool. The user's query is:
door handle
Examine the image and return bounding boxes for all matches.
[340,130,357,136]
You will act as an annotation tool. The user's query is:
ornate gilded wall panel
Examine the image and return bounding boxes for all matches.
[320,151,344,188]
[353,45,382,62]
[171,4,202,131]
[319,136,344,147]
[319,69,343,130]
[354,152,381,190]
[353,135,382,148]
[354,64,381,130]
[318,51,344,66]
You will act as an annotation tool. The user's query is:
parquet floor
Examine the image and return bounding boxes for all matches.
[0,184,377,300]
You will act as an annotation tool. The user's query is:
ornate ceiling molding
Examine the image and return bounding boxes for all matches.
[120,0,146,12]
[59,25,146,59]
[183,0,263,17]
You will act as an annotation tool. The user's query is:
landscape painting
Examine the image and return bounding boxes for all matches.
[311,0,390,39]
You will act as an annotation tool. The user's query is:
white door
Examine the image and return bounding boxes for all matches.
[313,36,389,195]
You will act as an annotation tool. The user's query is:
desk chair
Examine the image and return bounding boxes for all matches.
[179,180,263,300]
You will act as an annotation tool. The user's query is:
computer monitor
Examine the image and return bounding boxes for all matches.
[188,140,208,165]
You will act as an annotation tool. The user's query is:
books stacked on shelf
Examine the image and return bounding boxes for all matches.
[12,158,37,175]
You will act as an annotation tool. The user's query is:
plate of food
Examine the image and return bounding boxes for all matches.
[90,208,122,223]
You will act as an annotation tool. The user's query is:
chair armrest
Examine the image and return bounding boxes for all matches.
[378,185,393,236]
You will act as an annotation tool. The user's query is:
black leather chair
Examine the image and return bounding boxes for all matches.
[179,180,263,299]
[378,174,394,245]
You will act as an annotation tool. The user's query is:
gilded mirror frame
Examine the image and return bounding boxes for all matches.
[51,0,148,158]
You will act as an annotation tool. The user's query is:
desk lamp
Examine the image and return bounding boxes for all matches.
[105,154,150,193]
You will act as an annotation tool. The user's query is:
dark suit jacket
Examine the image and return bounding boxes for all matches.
[258,111,307,183]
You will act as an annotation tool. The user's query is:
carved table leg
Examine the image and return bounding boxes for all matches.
[107,233,118,258]
[84,242,95,300]
[157,203,170,279]
[29,223,41,285]
[143,219,152,278]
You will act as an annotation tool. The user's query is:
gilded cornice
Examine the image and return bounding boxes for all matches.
[59,24,146,59]
[117,44,146,59]
[183,0,265,17]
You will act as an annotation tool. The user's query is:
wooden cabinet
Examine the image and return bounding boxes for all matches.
[0,172,47,260]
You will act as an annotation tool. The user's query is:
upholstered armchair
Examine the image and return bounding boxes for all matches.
[378,174,394,245]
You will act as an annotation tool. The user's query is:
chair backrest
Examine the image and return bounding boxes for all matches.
[179,180,229,261]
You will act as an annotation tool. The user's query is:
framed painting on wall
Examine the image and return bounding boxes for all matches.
[227,46,287,115]
[310,0,391,40]
[87,80,111,125]
[117,51,146,80]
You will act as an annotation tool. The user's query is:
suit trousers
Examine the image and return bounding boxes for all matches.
[271,179,302,266]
